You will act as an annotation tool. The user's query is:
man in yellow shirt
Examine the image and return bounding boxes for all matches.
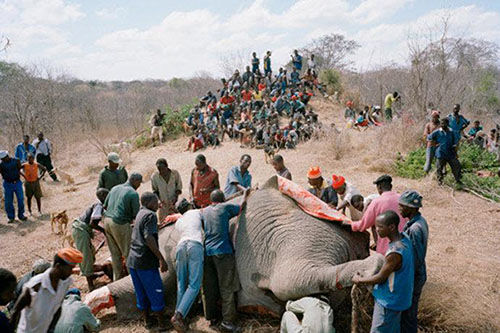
[384,91,399,121]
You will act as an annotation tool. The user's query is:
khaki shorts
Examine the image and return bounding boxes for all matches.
[25,180,43,199]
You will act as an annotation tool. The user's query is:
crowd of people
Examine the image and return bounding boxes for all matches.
[148,50,327,153]
[0,50,497,333]
[1,141,430,333]
[0,133,59,223]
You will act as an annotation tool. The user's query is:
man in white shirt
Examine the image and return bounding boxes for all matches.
[11,248,82,333]
[331,175,361,220]
[32,132,58,181]
[170,199,204,332]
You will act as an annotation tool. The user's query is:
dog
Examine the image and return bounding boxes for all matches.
[51,210,69,235]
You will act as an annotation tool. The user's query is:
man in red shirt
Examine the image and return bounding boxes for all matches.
[189,154,220,208]
[220,91,235,110]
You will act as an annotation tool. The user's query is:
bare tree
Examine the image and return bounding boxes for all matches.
[301,33,360,70]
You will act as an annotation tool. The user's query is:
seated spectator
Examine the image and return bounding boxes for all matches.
[467,120,483,139]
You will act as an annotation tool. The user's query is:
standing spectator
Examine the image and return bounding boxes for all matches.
[171,200,204,331]
[307,166,338,207]
[0,150,27,223]
[348,175,405,254]
[264,51,272,75]
[201,189,250,332]
[223,154,252,199]
[72,188,108,290]
[291,49,303,72]
[151,158,182,222]
[189,154,219,209]
[53,288,100,333]
[32,132,58,181]
[103,173,142,281]
[428,118,462,185]
[307,54,317,76]
[11,248,83,333]
[384,91,399,121]
[127,192,169,331]
[447,104,470,137]
[251,52,260,74]
[150,109,165,145]
[271,154,292,180]
[21,153,46,216]
[423,110,440,173]
[0,268,17,333]
[15,135,36,164]
[352,211,414,333]
[97,152,128,191]
[399,190,429,333]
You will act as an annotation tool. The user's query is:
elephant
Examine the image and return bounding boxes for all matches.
[88,176,384,323]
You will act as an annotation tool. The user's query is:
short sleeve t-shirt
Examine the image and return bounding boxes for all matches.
[127,208,159,270]
[202,203,241,256]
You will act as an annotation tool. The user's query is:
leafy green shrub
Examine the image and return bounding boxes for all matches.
[161,103,191,137]
[395,147,427,179]
[457,143,499,172]
[396,142,500,201]
[319,69,342,95]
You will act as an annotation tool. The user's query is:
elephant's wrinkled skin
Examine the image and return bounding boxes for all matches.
[106,176,384,319]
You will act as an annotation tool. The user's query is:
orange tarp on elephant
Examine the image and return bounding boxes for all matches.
[276,176,351,223]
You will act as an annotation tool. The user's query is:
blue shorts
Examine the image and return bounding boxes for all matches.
[129,267,165,312]
[371,300,401,333]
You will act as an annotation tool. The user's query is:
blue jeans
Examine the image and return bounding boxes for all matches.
[424,146,436,173]
[371,301,401,333]
[129,267,165,312]
[175,240,204,317]
[3,180,25,220]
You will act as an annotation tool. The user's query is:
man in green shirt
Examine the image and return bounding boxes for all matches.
[103,173,142,281]
[97,152,128,191]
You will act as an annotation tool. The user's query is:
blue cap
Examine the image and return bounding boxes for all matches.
[399,190,422,208]
[66,288,81,297]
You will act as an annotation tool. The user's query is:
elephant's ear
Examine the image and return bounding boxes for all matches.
[262,175,279,190]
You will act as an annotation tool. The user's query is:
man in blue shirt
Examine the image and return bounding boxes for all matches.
[427,118,462,185]
[399,190,429,333]
[201,189,250,332]
[223,154,252,199]
[15,135,36,163]
[291,49,303,71]
[0,150,27,223]
[353,210,414,333]
[251,52,260,74]
[447,104,470,136]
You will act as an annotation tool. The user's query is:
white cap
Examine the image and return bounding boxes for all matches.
[0,150,8,159]
[107,152,121,164]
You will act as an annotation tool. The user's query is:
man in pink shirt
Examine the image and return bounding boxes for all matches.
[347,175,406,254]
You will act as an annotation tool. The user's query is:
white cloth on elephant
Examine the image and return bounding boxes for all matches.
[338,181,361,221]
[280,297,334,333]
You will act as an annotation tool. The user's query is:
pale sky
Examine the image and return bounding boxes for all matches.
[1,0,499,81]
